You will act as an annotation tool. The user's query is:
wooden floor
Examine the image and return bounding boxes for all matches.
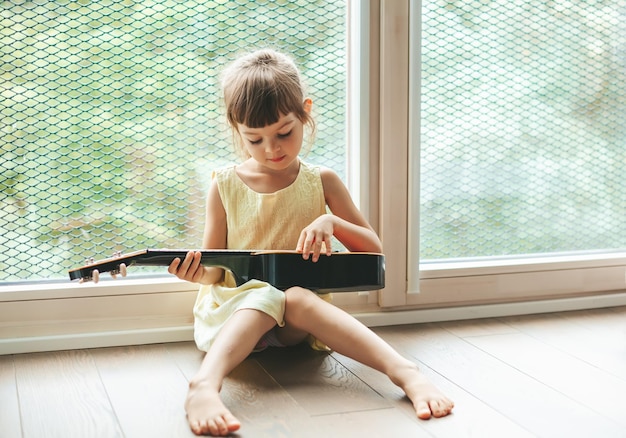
[2,305,626,438]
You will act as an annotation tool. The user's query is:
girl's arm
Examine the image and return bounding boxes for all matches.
[297,167,383,260]
[168,178,227,285]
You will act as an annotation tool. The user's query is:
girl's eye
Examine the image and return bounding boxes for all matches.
[278,130,292,138]
[248,139,262,145]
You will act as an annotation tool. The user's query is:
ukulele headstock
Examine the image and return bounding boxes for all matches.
[71,251,129,283]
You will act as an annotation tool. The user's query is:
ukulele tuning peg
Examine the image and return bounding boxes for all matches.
[80,269,100,284]
[109,263,127,279]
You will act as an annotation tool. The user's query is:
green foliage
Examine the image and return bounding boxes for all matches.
[420,0,626,259]
[0,0,346,281]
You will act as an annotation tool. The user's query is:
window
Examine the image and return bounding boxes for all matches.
[2,0,623,317]
[376,1,626,308]
[1,0,347,283]
[420,0,626,260]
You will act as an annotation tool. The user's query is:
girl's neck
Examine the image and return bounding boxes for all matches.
[235,158,301,194]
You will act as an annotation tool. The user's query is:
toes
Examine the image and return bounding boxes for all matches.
[430,400,446,418]
[189,420,201,435]
[224,413,241,432]
[190,415,240,436]
[209,418,225,436]
[190,419,208,436]
[415,398,455,420]
[416,400,433,420]
[430,399,454,418]
[215,415,240,435]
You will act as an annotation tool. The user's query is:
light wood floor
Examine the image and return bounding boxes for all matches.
[2,305,626,438]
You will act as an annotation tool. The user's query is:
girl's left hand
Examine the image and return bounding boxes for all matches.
[296,214,334,262]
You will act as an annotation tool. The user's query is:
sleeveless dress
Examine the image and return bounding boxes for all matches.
[192,160,330,352]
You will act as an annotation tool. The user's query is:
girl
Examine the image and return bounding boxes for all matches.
[169,48,454,436]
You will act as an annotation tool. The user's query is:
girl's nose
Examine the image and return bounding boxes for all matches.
[266,139,280,152]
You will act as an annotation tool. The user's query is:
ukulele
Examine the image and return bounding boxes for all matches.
[68,249,385,293]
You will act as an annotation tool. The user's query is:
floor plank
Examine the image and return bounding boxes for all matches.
[0,355,22,438]
[463,331,626,428]
[254,344,392,416]
[167,341,316,438]
[312,408,434,438]
[374,323,626,438]
[500,310,626,381]
[90,344,194,438]
[14,350,123,438]
[332,352,535,438]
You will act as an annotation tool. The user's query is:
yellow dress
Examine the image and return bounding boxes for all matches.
[193,161,330,352]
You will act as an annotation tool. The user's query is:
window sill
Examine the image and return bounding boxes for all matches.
[0,277,198,355]
[420,251,626,278]
[407,252,626,309]
[0,276,195,302]
[2,255,625,354]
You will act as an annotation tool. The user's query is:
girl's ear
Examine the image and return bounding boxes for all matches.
[303,98,313,113]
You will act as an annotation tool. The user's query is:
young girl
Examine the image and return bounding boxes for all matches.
[168,48,454,436]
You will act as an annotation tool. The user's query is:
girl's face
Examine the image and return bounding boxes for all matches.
[237,112,305,171]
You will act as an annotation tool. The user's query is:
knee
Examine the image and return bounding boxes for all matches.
[284,286,317,306]
[283,286,318,322]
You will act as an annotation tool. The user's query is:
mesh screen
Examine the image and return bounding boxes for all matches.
[1,0,346,282]
[420,1,626,259]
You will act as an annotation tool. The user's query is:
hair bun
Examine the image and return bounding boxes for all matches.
[255,50,275,65]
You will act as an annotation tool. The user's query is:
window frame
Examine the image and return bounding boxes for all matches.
[377,0,626,309]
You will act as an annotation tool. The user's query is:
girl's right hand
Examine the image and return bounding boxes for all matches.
[297,214,334,262]
[168,250,205,283]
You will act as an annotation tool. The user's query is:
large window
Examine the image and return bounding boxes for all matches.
[2,0,623,300]
[1,0,346,282]
[420,0,626,260]
[3,1,625,353]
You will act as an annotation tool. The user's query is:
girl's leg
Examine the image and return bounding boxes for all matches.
[277,287,454,419]
[186,308,277,436]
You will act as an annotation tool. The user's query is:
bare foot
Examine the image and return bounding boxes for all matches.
[185,381,241,436]
[390,363,454,419]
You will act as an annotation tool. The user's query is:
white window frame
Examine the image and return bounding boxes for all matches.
[2,0,625,354]
[377,0,626,311]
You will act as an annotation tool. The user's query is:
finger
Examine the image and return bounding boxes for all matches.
[296,231,306,253]
[190,252,204,282]
[311,239,324,262]
[324,237,332,255]
[297,231,313,260]
[190,251,202,267]
[168,257,181,274]
[178,251,195,277]
[305,237,320,260]
[300,234,313,260]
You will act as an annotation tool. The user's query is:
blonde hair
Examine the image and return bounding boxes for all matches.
[221,48,315,157]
